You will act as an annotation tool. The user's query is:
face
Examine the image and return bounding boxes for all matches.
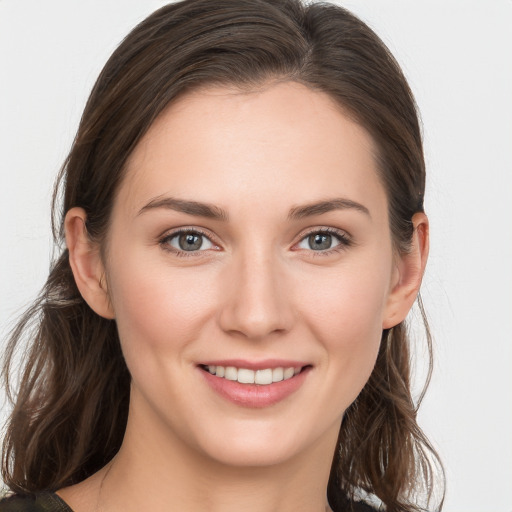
[100,82,401,468]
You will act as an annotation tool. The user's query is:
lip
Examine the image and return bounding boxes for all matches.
[199,359,310,371]
[198,361,311,408]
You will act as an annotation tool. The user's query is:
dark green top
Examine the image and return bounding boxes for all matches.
[0,492,378,511]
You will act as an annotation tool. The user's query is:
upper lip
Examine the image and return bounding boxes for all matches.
[198,359,310,371]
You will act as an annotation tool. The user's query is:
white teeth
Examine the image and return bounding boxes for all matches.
[225,366,238,381]
[283,367,295,380]
[237,368,255,384]
[205,365,303,385]
[255,368,273,385]
[272,367,284,382]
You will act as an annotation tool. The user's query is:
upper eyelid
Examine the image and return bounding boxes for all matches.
[160,226,217,242]
[294,226,351,242]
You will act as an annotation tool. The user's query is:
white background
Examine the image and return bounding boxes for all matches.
[1,1,511,511]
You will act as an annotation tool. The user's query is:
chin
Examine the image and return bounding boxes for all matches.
[187,414,341,470]
[200,439,304,468]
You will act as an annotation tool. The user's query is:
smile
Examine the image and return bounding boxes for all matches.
[203,365,302,385]
[199,363,311,408]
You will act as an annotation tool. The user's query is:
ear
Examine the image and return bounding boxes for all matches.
[65,207,115,319]
[382,213,429,329]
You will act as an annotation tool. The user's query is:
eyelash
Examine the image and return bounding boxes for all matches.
[159,228,217,257]
[158,227,352,258]
[295,227,353,257]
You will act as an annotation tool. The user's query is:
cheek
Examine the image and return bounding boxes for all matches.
[106,250,218,362]
[298,257,390,337]
[295,258,391,400]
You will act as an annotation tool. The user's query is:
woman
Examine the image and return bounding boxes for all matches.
[1,0,443,511]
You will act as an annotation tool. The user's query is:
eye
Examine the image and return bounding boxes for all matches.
[295,229,351,252]
[162,230,214,253]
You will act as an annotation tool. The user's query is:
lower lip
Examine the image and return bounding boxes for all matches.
[199,367,311,408]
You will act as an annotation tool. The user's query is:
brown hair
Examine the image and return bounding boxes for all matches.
[2,1,443,510]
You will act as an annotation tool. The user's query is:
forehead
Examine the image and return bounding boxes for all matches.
[118,81,386,219]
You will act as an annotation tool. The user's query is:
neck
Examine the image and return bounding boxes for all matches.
[98,396,339,512]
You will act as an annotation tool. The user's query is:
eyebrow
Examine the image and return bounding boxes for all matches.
[288,198,371,220]
[137,196,370,221]
[138,196,229,221]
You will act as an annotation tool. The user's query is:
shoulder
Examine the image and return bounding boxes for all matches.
[0,493,73,512]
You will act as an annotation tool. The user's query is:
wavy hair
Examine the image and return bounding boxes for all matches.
[2,1,443,510]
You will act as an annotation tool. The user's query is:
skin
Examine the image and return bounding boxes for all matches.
[61,81,428,512]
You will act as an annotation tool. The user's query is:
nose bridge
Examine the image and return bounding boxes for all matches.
[219,242,293,339]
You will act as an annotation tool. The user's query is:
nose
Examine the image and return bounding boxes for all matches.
[218,248,295,340]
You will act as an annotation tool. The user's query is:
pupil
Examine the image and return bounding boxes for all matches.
[309,233,331,251]
[179,233,202,251]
